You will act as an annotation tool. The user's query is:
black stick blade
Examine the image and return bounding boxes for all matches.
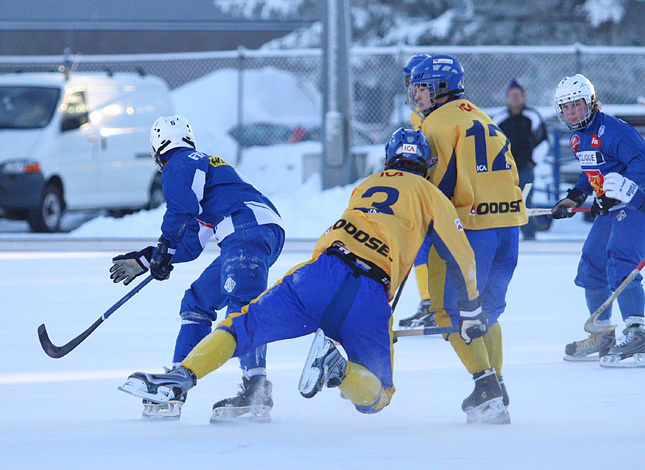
[38,323,68,358]
[37,317,104,359]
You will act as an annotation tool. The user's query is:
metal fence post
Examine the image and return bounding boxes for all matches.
[236,45,246,165]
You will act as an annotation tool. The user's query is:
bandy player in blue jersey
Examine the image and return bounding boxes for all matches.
[109,115,285,420]
[551,75,645,367]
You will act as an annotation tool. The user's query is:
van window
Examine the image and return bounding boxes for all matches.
[0,86,59,129]
[61,91,89,132]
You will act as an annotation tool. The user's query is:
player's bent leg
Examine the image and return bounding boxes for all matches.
[339,362,394,414]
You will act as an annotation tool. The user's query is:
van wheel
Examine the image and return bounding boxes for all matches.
[29,184,64,232]
[148,178,165,210]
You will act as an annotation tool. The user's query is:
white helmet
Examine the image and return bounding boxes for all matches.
[150,115,196,170]
[554,74,596,131]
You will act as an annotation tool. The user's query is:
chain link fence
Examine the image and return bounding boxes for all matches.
[1,44,644,151]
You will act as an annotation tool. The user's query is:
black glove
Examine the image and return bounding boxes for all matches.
[591,194,620,217]
[149,236,175,281]
[110,246,154,285]
[458,308,488,345]
[552,188,587,219]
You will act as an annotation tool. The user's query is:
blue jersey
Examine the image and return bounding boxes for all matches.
[571,112,645,198]
[160,147,283,263]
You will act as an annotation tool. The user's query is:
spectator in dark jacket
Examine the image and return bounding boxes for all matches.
[492,79,550,240]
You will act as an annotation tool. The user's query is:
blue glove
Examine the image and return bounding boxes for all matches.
[458,308,488,344]
[149,237,175,281]
[110,246,154,285]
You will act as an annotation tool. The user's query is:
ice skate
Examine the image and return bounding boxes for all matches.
[142,393,186,420]
[398,299,436,328]
[462,369,507,424]
[298,329,347,399]
[563,331,615,362]
[600,318,645,368]
[210,376,273,423]
[118,365,197,403]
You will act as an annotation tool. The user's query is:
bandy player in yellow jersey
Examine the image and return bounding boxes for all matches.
[119,129,490,421]
[408,55,527,424]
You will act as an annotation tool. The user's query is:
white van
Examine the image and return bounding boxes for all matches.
[0,70,174,232]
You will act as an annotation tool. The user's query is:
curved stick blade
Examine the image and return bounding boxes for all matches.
[38,324,68,359]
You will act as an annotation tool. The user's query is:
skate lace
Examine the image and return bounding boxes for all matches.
[577,335,599,347]
[616,329,636,348]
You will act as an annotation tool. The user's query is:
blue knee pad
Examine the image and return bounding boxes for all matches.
[238,344,267,378]
[616,281,645,321]
[172,312,212,364]
[585,286,613,322]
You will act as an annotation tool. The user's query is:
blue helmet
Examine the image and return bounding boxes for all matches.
[403,54,430,90]
[408,55,465,117]
[384,128,431,175]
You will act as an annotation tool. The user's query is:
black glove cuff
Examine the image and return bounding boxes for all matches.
[566,188,587,207]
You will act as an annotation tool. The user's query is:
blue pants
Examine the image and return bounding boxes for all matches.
[173,224,285,374]
[219,252,394,397]
[575,207,645,320]
[442,226,519,325]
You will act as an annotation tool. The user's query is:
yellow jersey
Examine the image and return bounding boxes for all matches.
[313,170,478,302]
[420,99,528,230]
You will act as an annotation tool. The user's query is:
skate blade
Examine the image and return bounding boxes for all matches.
[118,378,173,403]
[563,354,599,362]
[210,405,271,424]
[465,398,507,424]
[600,353,645,368]
[142,402,182,420]
[298,329,326,398]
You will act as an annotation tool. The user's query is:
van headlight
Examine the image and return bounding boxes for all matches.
[0,159,41,174]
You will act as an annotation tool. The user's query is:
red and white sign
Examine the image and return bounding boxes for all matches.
[402,144,418,154]
[591,135,601,148]
[570,134,580,152]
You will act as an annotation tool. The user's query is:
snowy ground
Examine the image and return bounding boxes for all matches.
[2,242,644,470]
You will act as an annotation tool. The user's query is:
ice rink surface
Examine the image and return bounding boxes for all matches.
[2,245,644,470]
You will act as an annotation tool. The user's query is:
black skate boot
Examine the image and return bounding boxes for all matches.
[299,329,347,399]
[398,299,436,328]
[600,316,645,368]
[210,376,274,423]
[564,331,616,362]
[118,365,197,403]
[462,369,507,424]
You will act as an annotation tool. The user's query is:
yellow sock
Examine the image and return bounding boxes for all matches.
[414,264,430,301]
[181,329,237,380]
[435,309,490,375]
[483,322,504,377]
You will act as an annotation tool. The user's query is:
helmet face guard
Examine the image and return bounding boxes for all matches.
[408,55,465,118]
[554,74,596,131]
[403,54,430,92]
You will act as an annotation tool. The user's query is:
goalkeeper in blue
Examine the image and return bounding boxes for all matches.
[118,128,500,422]
[108,115,285,421]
